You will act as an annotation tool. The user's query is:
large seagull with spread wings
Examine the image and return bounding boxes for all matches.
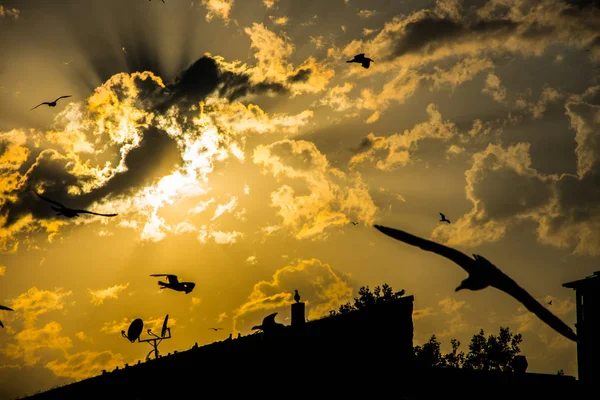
[373,224,577,343]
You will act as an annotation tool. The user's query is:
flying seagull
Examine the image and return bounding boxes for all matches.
[548,300,553,305]
[209,327,223,331]
[252,312,285,333]
[373,224,578,343]
[439,213,451,224]
[0,305,13,329]
[351,221,359,225]
[150,274,195,294]
[30,95,72,110]
[346,53,374,69]
[34,191,118,218]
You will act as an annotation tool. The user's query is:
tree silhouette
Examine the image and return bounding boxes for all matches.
[413,326,522,371]
[338,283,405,314]
[463,327,522,371]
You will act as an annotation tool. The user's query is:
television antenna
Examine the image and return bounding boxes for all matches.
[121,315,172,360]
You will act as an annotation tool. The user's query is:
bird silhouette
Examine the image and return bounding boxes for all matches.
[396,289,406,297]
[346,53,374,69]
[373,224,578,343]
[251,312,285,333]
[30,95,72,110]
[150,274,195,294]
[209,327,223,331]
[439,213,451,223]
[351,221,359,225]
[0,305,13,328]
[548,300,553,305]
[294,289,300,303]
[34,191,118,218]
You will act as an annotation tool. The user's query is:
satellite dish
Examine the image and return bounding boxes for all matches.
[126,318,144,343]
[161,314,169,338]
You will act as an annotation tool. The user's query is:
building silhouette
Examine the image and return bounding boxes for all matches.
[21,295,583,399]
[564,270,600,384]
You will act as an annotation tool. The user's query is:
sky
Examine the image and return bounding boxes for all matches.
[0,0,599,397]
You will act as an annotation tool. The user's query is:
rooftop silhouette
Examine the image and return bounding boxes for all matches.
[21,293,582,400]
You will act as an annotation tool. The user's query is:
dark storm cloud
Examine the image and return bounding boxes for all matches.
[1,127,181,227]
[287,68,312,83]
[386,12,518,61]
[163,55,287,109]
[351,135,377,154]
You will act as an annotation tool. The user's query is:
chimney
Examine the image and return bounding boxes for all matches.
[291,301,305,327]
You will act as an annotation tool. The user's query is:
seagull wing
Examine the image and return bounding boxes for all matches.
[373,225,475,274]
[440,212,445,219]
[0,305,13,311]
[150,274,179,284]
[356,53,365,57]
[34,192,66,208]
[0,320,3,328]
[490,274,577,342]
[263,312,278,326]
[73,209,118,217]
[30,102,50,110]
[54,95,72,102]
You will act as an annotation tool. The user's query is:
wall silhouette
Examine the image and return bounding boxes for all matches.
[564,270,600,385]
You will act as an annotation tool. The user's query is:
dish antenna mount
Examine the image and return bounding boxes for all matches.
[121,315,172,360]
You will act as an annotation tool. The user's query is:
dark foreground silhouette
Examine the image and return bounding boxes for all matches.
[373,224,578,342]
[22,295,582,400]
[149,274,195,294]
[30,95,72,110]
[0,305,13,328]
[347,53,374,68]
[439,212,451,223]
[34,191,118,218]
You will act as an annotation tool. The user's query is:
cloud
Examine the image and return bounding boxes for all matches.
[100,316,177,336]
[243,23,335,96]
[358,9,378,19]
[349,104,459,170]
[331,0,600,119]
[0,265,5,276]
[269,16,289,26]
[88,283,130,306]
[0,287,125,381]
[431,85,600,255]
[262,0,278,9]
[217,312,228,323]
[8,287,73,328]
[201,0,235,23]
[0,52,319,251]
[0,6,20,20]
[432,142,555,247]
[232,258,354,332]
[45,351,125,380]
[253,139,378,239]
[246,255,258,265]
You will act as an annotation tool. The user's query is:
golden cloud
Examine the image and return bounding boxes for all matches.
[232,258,354,332]
[88,283,130,306]
[253,139,378,239]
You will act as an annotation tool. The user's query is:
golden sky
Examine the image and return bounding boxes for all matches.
[1,0,599,397]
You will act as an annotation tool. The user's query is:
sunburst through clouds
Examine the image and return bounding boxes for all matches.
[1,0,600,397]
